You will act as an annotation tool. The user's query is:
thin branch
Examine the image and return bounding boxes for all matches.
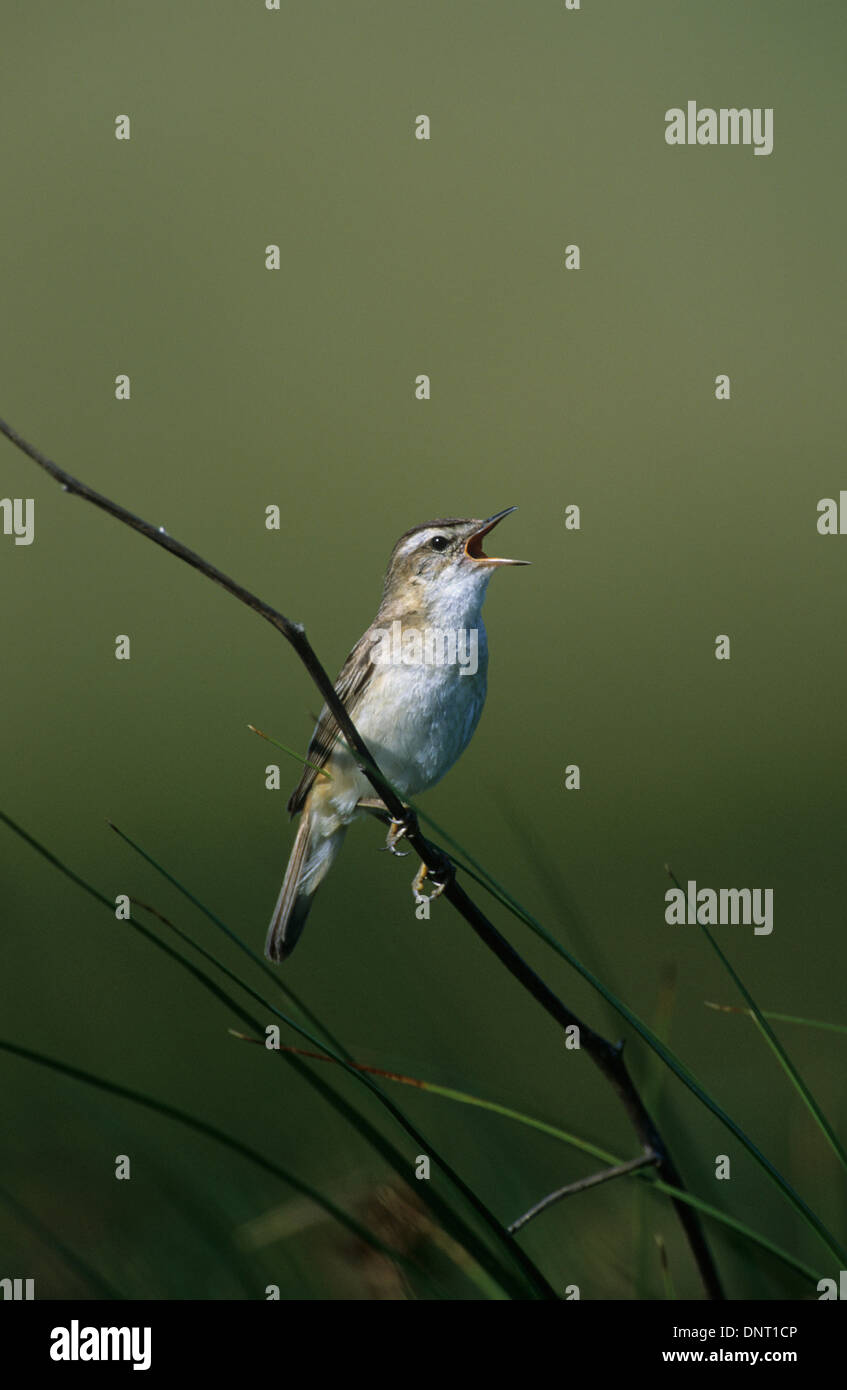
[0,415,724,1300]
[508,1154,659,1234]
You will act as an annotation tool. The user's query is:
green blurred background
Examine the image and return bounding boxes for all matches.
[2,0,846,1299]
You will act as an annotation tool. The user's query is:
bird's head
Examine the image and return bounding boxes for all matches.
[378,508,528,618]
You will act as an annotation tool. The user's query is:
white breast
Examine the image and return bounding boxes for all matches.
[356,623,489,798]
[316,572,495,828]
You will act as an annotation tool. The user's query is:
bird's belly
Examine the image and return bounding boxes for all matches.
[354,659,488,799]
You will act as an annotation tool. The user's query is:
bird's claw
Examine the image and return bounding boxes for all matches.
[412,861,448,905]
[385,817,411,857]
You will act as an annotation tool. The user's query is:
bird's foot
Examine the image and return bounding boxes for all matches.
[358,799,421,859]
[412,860,448,906]
[386,816,412,857]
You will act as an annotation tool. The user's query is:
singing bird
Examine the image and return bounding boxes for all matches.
[265,508,527,961]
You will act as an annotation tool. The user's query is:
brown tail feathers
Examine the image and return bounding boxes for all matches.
[264,813,347,962]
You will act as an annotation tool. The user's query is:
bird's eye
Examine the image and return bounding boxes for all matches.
[430,535,448,551]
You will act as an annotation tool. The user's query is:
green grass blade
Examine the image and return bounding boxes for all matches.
[705,936,847,1172]
[655,1234,676,1300]
[247,723,332,780]
[706,1002,847,1037]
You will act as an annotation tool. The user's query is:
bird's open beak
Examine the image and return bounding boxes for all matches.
[464,507,529,566]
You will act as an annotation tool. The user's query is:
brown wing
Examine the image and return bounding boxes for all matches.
[287,631,375,815]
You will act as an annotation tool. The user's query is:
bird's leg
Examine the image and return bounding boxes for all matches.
[356,798,413,857]
[356,797,391,822]
[358,798,452,901]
